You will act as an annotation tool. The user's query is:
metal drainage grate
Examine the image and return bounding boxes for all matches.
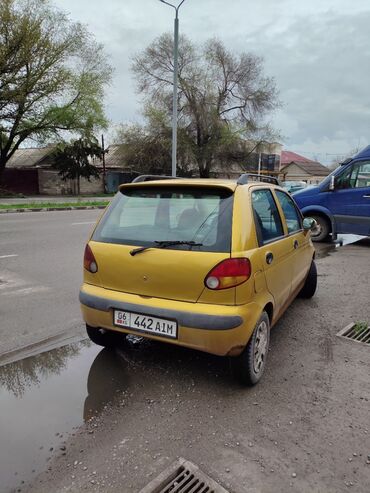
[139,458,229,493]
[337,323,370,346]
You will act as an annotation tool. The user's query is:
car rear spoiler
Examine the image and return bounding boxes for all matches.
[237,173,281,185]
[131,175,181,183]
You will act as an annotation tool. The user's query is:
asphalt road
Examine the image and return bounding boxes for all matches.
[0,211,369,493]
[0,210,103,360]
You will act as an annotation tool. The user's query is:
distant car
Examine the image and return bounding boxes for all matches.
[282,181,308,194]
[294,146,370,241]
[80,175,317,385]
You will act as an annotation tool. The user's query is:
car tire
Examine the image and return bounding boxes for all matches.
[86,325,126,348]
[232,311,270,386]
[298,260,317,298]
[308,214,330,242]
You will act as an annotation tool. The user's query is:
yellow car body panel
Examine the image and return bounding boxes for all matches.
[80,283,262,356]
[80,178,315,357]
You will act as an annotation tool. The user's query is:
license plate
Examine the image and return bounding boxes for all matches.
[113,310,178,339]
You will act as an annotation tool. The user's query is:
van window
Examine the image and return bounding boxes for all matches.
[93,186,234,253]
[337,161,370,189]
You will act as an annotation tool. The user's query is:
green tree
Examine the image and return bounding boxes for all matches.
[132,34,279,177]
[115,107,194,177]
[52,137,103,195]
[0,0,112,184]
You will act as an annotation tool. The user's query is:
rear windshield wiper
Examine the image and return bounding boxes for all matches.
[130,240,203,256]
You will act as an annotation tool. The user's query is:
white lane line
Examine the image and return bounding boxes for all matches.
[0,254,18,259]
[2,286,50,296]
[71,222,95,226]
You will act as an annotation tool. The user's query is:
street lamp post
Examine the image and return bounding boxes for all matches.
[159,0,187,177]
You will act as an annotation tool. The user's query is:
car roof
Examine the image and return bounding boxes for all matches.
[119,177,283,193]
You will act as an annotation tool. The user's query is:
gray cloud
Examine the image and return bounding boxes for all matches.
[56,0,370,162]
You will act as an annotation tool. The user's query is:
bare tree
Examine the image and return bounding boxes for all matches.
[132,34,279,177]
[0,0,112,184]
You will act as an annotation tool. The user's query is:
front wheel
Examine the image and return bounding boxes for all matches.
[86,325,127,348]
[308,214,330,242]
[232,312,270,386]
[298,260,317,298]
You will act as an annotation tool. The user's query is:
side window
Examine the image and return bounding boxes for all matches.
[275,190,302,234]
[252,189,284,245]
[337,161,370,189]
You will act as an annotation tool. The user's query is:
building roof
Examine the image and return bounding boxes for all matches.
[281,150,312,165]
[281,161,330,176]
[6,146,55,169]
[6,144,127,171]
[103,144,127,169]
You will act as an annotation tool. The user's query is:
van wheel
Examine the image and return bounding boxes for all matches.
[308,214,330,242]
[298,260,317,298]
[232,312,270,386]
[86,325,126,348]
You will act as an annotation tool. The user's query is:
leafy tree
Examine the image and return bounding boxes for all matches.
[115,107,194,177]
[52,137,103,195]
[132,34,279,177]
[0,0,112,184]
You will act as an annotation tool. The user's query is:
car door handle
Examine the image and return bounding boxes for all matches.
[293,240,299,249]
[266,252,274,264]
[363,195,370,198]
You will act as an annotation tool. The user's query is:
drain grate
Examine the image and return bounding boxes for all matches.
[139,458,229,493]
[337,323,370,346]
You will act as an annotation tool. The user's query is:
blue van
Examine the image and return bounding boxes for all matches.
[293,146,370,241]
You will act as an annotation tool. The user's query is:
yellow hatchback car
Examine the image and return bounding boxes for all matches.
[80,174,317,385]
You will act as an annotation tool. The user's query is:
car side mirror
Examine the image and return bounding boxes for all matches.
[329,175,335,191]
[303,217,317,232]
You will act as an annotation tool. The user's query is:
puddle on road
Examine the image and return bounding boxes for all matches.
[0,336,226,492]
[314,234,366,259]
[0,341,111,492]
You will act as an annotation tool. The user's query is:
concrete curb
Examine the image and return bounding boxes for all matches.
[0,205,108,214]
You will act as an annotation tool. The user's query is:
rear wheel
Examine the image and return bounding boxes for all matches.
[298,260,317,298]
[308,214,330,242]
[86,325,127,348]
[232,312,270,386]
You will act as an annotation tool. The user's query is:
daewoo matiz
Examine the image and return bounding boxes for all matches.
[80,174,317,385]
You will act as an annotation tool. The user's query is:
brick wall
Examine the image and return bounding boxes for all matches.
[38,170,104,195]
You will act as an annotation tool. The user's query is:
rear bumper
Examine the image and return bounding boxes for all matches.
[79,283,261,356]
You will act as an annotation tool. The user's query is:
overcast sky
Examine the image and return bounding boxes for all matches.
[56,0,370,164]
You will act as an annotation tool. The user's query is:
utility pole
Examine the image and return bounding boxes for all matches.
[101,134,107,193]
[159,0,187,177]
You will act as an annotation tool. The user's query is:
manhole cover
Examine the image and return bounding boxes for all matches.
[139,458,229,493]
[337,323,370,346]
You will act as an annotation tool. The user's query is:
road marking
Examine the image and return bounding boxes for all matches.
[0,255,18,259]
[1,286,50,296]
[0,270,49,297]
[71,222,95,226]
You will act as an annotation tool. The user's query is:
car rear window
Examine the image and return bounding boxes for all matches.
[92,186,234,253]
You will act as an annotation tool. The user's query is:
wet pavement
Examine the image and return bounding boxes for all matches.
[313,234,366,259]
[0,234,369,493]
[0,337,227,492]
[0,341,101,492]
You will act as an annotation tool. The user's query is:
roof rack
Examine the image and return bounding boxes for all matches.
[237,173,280,185]
[131,174,180,183]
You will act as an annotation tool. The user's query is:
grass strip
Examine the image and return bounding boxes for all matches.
[0,201,109,210]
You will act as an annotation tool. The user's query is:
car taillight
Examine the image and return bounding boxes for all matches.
[205,258,251,290]
[84,244,98,273]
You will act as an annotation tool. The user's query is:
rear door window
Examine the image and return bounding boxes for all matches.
[252,189,284,245]
[93,186,234,253]
[275,190,302,234]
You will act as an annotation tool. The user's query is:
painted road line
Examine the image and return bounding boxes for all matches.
[0,255,18,259]
[71,222,95,226]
